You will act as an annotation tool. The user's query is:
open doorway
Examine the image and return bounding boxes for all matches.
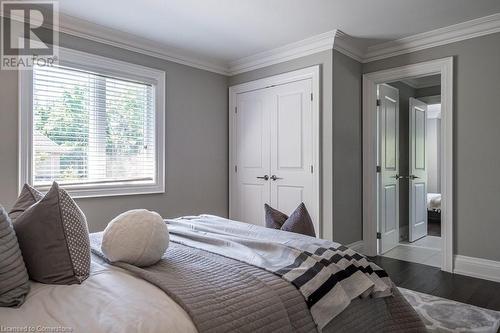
[362,57,453,272]
[377,75,443,267]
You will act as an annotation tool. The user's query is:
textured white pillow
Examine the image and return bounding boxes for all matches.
[101,209,169,266]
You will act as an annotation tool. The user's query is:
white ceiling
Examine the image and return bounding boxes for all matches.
[58,0,500,65]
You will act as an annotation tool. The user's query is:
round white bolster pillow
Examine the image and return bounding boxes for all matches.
[101,209,169,267]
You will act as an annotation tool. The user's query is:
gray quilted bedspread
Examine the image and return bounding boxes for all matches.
[90,232,426,333]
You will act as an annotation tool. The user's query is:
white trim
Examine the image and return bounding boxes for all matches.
[364,13,500,63]
[228,66,321,236]
[362,57,454,272]
[58,14,229,75]
[229,13,500,72]
[347,241,364,253]
[1,11,229,75]
[5,9,499,74]
[229,31,338,75]
[332,31,365,63]
[454,255,500,283]
[19,46,166,198]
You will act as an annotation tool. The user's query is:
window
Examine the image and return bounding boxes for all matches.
[20,48,165,197]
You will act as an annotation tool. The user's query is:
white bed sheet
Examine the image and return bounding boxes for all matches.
[0,255,197,333]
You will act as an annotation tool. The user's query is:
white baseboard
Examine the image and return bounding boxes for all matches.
[453,255,500,283]
[347,241,364,254]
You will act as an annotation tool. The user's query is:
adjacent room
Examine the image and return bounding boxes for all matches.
[1,1,500,332]
[377,75,444,268]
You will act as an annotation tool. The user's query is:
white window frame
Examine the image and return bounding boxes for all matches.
[19,47,166,198]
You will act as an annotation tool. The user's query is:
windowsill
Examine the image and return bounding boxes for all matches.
[34,182,165,199]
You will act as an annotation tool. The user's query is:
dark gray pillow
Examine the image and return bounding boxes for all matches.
[264,203,316,237]
[9,184,44,221]
[264,204,288,229]
[0,205,30,307]
[13,182,91,285]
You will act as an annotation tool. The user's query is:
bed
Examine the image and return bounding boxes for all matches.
[0,215,426,333]
[427,193,441,226]
[427,193,441,211]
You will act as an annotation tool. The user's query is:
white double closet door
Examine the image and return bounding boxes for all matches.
[231,78,317,231]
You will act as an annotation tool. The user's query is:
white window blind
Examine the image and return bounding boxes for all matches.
[32,64,156,188]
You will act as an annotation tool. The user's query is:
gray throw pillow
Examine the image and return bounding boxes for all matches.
[9,184,44,221]
[264,203,316,237]
[0,205,30,307]
[13,182,91,284]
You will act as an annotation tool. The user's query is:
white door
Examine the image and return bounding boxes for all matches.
[378,84,400,254]
[232,78,317,231]
[268,80,316,228]
[409,98,428,242]
[233,89,271,226]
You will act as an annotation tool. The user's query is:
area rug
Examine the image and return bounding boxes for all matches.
[400,287,500,333]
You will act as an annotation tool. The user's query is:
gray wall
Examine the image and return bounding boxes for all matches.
[387,81,417,241]
[0,32,229,232]
[364,32,500,261]
[229,50,335,240]
[332,50,363,245]
[228,49,364,245]
[416,85,441,98]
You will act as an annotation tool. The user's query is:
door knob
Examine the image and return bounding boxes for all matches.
[391,174,403,180]
[256,175,269,181]
[408,175,420,180]
[270,175,283,181]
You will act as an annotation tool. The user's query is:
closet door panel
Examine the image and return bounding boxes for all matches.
[269,79,315,227]
[233,90,271,226]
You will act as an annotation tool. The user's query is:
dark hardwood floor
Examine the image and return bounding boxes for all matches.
[370,255,500,311]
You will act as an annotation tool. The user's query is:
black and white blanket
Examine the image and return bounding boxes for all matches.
[166,215,393,330]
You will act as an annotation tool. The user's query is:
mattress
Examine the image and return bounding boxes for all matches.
[0,255,197,333]
[427,193,441,211]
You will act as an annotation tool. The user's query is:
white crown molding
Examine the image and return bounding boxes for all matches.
[364,13,500,63]
[58,14,230,75]
[332,31,365,63]
[454,255,500,283]
[229,12,500,73]
[228,30,338,75]
[4,9,500,75]
[1,11,230,74]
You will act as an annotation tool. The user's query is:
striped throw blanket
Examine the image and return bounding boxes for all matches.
[167,215,393,330]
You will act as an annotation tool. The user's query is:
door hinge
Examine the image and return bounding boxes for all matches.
[376,232,381,239]
[235,107,237,114]
[376,99,381,107]
[310,165,313,173]
[310,93,313,101]
[376,165,381,173]
[234,165,237,172]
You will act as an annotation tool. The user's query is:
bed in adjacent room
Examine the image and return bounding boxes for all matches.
[427,193,442,228]
[0,214,426,333]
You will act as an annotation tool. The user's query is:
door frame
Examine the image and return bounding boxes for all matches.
[362,57,453,272]
[228,66,321,234]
